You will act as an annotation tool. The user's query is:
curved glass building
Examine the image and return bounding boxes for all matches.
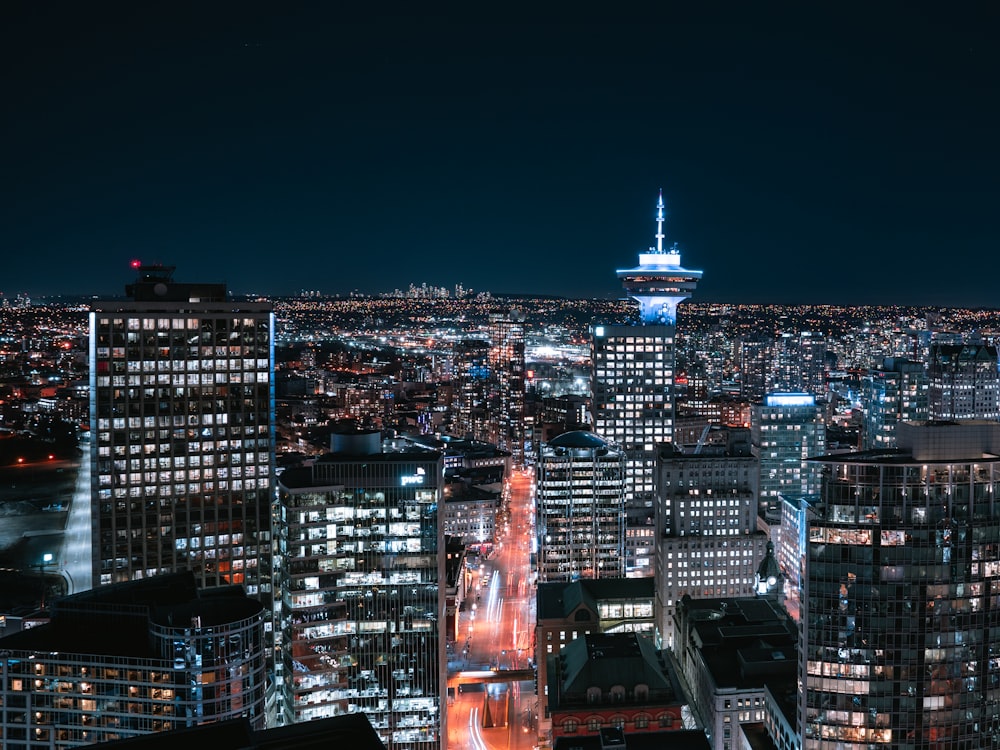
[801,421,1000,748]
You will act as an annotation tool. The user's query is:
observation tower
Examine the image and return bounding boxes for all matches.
[616,190,702,325]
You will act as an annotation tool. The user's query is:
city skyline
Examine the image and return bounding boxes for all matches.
[3,5,998,307]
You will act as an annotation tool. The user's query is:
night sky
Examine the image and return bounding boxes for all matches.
[3,4,998,306]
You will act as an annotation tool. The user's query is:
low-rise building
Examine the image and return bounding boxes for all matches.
[0,572,267,749]
[673,596,796,750]
[546,632,687,741]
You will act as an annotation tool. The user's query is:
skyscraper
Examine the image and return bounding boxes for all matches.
[752,392,826,521]
[769,331,828,396]
[536,430,626,582]
[801,420,1000,748]
[927,342,1000,421]
[861,357,928,450]
[738,336,771,403]
[654,437,768,648]
[275,428,445,745]
[451,338,490,442]
[591,191,702,575]
[89,264,275,596]
[488,309,526,465]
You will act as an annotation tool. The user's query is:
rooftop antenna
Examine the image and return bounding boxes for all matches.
[655,189,665,253]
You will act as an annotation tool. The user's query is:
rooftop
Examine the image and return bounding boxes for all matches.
[89,713,386,749]
[537,578,654,621]
[0,573,263,658]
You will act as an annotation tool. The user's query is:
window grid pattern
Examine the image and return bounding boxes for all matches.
[803,458,1000,748]
[90,311,275,593]
[0,612,266,749]
[536,444,626,582]
[277,454,443,746]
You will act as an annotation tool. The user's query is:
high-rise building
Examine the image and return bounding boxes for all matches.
[451,338,490,442]
[591,191,702,576]
[536,430,626,582]
[769,331,828,397]
[752,393,826,521]
[738,336,771,404]
[275,428,445,746]
[89,264,277,719]
[654,438,768,648]
[927,342,1000,420]
[801,420,1000,748]
[488,310,526,465]
[0,572,267,749]
[89,263,275,591]
[777,492,819,624]
[861,357,928,450]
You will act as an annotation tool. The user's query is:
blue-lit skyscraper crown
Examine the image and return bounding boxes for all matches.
[616,190,702,324]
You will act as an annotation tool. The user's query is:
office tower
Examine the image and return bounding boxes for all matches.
[677,361,710,414]
[0,573,267,749]
[861,357,928,450]
[752,393,826,520]
[591,191,701,576]
[536,431,626,582]
[488,309,526,465]
[451,338,490,442]
[801,420,1000,748]
[654,438,768,648]
[89,264,275,587]
[927,342,1000,420]
[275,428,445,747]
[89,264,276,719]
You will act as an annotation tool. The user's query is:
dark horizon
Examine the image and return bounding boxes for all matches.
[3,4,997,307]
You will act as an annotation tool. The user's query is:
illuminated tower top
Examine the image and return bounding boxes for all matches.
[616,190,702,325]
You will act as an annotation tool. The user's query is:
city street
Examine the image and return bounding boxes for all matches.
[447,468,537,750]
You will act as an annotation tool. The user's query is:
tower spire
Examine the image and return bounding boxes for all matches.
[617,187,702,325]
[655,189,665,253]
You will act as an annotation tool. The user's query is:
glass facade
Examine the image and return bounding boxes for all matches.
[754,395,826,505]
[488,311,526,465]
[928,343,1000,421]
[536,433,626,582]
[0,596,266,748]
[802,453,1000,748]
[276,447,444,747]
[862,359,929,451]
[451,339,490,444]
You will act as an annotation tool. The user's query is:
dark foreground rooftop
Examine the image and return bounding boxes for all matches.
[89,713,386,749]
[552,728,710,750]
